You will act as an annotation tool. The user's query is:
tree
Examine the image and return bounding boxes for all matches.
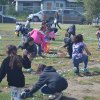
[77,0,83,2]
[0,0,14,5]
[0,0,8,5]
[83,0,100,23]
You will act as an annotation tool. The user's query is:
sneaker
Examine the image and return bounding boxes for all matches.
[74,68,79,74]
[54,92,63,100]
[96,48,100,50]
[24,89,31,92]
[21,91,33,99]
[83,68,89,73]
[26,68,33,72]
[48,95,56,99]
[74,70,80,76]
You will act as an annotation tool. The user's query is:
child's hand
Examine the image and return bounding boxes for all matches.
[85,47,91,56]
[21,90,33,99]
[60,46,64,48]
[88,52,91,56]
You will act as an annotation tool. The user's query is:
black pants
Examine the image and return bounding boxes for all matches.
[51,28,58,33]
[67,45,72,58]
[55,22,61,29]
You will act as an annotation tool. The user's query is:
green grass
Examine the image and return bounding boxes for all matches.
[83,96,100,100]
[0,23,100,100]
[0,93,10,100]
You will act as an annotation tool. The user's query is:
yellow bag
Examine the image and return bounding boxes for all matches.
[15,31,18,35]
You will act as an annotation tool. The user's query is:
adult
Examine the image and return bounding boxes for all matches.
[54,12,61,29]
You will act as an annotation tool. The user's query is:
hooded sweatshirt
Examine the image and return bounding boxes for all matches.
[30,66,68,94]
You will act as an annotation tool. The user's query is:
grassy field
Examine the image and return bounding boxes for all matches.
[0,23,100,100]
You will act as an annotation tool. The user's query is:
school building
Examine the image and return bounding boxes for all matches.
[14,0,84,13]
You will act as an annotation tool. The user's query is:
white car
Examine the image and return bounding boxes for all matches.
[28,10,57,22]
[28,11,43,22]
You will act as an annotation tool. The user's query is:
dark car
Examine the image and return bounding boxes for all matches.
[58,9,85,24]
[0,14,16,23]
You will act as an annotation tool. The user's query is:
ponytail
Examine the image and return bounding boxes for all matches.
[6,45,22,69]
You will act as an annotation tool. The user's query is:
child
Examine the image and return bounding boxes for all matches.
[25,17,32,31]
[15,22,21,37]
[45,26,56,41]
[67,24,76,38]
[21,37,37,72]
[21,64,68,100]
[29,28,45,57]
[42,20,58,34]
[54,12,61,29]
[43,26,56,53]
[15,23,28,43]
[72,34,91,75]
[63,32,73,58]
[96,27,100,49]
[0,45,31,100]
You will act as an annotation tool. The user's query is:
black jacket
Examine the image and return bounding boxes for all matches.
[30,66,68,94]
[22,43,37,53]
[0,55,31,87]
[67,25,76,35]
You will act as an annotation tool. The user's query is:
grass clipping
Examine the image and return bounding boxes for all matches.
[57,47,67,57]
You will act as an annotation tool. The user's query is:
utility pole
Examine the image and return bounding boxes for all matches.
[54,0,56,10]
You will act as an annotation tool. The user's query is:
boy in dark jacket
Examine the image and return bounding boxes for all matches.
[63,32,73,58]
[21,64,68,100]
[18,37,37,72]
[67,24,76,38]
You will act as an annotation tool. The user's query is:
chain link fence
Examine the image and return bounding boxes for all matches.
[0,5,84,23]
[0,5,41,14]
[0,5,41,22]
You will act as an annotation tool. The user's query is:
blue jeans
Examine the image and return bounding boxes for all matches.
[37,44,42,55]
[72,54,88,72]
[21,35,27,43]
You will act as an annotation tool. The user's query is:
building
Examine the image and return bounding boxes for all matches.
[14,0,41,13]
[14,0,84,13]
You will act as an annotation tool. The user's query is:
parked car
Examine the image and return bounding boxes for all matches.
[58,9,85,24]
[28,10,57,22]
[0,14,16,23]
[92,17,100,26]
[0,11,2,14]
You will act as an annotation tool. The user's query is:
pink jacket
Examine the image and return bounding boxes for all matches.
[29,29,45,45]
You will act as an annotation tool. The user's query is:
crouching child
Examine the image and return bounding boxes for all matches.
[19,37,37,72]
[21,64,68,100]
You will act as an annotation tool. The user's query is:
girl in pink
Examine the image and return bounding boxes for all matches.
[29,27,45,56]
